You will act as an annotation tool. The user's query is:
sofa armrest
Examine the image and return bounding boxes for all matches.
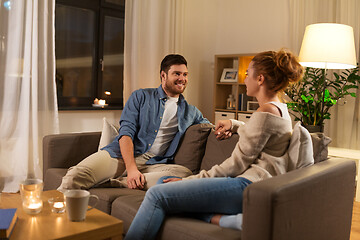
[43,132,101,176]
[242,158,356,240]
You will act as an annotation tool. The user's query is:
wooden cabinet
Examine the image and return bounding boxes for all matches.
[213,54,256,123]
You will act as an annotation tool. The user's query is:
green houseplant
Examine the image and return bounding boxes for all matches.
[285,66,360,132]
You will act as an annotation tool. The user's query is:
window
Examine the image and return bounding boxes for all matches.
[55,0,124,110]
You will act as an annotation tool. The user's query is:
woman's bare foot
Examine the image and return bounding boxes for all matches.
[210,214,223,225]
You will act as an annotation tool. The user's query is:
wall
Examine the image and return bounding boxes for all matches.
[59,0,290,131]
[181,0,290,123]
[59,110,121,133]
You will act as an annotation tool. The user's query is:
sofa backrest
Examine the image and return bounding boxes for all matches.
[43,132,101,177]
[42,124,331,177]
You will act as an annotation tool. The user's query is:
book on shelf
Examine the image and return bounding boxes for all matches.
[0,208,18,240]
[238,93,243,111]
[238,93,251,111]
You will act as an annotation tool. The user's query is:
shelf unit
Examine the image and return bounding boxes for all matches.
[213,54,256,123]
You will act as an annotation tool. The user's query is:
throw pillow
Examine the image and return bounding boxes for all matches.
[200,131,239,171]
[98,117,119,151]
[288,122,314,171]
[173,123,213,174]
[310,132,332,163]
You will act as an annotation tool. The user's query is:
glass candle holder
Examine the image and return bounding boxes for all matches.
[48,196,66,213]
[20,179,43,215]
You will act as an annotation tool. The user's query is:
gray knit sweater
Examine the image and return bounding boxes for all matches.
[184,112,292,183]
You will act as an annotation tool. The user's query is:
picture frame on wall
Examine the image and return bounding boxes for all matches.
[220,68,238,83]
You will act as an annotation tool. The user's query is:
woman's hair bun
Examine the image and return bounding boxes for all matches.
[252,49,304,92]
[274,49,303,84]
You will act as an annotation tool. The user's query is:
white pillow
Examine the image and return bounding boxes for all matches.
[288,122,314,171]
[98,117,119,150]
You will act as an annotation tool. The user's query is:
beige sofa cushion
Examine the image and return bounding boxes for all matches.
[288,122,314,170]
[98,117,119,150]
[310,132,332,163]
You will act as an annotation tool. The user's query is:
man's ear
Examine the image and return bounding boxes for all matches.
[160,71,166,80]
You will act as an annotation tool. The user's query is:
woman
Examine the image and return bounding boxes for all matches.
[124,50,304,240]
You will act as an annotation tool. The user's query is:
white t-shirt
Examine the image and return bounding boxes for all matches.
[268,101,291,121]
[148,96,179,156]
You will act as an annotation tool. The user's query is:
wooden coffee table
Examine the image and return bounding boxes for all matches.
[0,190,123,240]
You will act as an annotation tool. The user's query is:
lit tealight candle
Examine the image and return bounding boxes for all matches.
[98,99,106,105]
[23,200,43,214]
[20,179,43,215]
[28,202,42,209]
[54,202,64,209]
[48,198,66,213]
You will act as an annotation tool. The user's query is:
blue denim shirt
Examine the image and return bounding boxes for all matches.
[101,85,209,164]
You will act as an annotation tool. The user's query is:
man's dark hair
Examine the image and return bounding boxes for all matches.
[160,54,187,75]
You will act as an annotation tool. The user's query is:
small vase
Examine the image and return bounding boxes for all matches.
[303,124,323,133]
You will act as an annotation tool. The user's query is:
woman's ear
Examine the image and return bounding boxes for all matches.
[257,74,265,86]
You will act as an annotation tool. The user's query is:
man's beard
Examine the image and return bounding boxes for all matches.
[164,80,186,95]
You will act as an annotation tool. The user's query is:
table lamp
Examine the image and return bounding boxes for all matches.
[298,23,357,125]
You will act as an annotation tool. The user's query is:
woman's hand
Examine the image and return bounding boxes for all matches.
[214,120,233,140]
[163,178,183,183]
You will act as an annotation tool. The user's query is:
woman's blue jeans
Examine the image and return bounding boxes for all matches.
[124,177,252,240]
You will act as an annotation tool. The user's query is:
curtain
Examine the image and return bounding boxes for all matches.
[289,0,360,150]
[0,0,59,192]
[124,0,185,102]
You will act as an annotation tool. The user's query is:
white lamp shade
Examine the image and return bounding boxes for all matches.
[299,23,357,69]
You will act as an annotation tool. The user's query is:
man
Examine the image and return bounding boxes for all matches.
[58,54,209,191]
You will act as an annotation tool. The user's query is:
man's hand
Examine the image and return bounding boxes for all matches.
[163,177,182,183]
[214,120,232,140]
[119,135,146,189]
[127,168,146,189]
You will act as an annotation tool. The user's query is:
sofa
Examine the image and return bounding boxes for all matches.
[43,123,356,240]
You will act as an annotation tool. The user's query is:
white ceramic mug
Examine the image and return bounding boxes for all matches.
[64,190,99,221]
